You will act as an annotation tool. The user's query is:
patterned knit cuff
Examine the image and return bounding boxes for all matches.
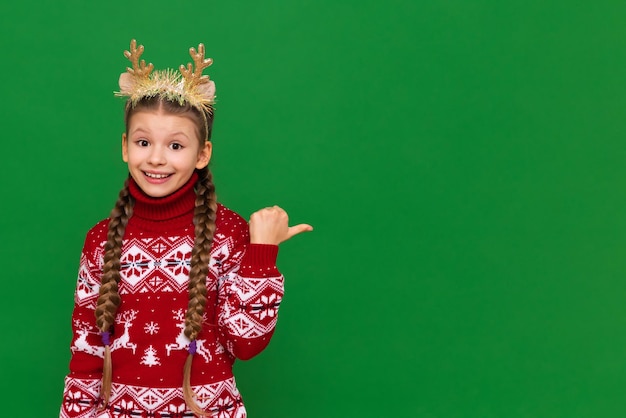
[239,244,279,277]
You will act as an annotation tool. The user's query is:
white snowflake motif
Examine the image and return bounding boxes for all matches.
[215,396,234,418]
[168,402,187,416]
[253,294,279,320]
[144,321,160,335]
[64,389,87,413]
[76,276,95,298]
[116,399,137,417]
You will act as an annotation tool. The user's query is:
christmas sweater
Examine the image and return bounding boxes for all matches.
[61,173,283,418]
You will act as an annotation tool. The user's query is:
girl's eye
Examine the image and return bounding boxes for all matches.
[137,139,149,147]
[170,143,183,150]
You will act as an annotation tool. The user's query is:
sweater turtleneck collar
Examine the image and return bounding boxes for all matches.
[128,171,198,226]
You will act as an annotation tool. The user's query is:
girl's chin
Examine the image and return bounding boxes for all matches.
[135,180,180,198]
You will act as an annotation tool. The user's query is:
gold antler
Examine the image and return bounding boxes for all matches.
[180,43,213,88]
[116,40,215,111]
[123,39,154,78]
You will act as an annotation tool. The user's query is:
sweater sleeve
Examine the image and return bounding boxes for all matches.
[60,224,107,417]
[214,219,284,360]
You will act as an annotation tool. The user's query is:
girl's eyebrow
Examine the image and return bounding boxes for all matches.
[130,127,150,135]
[169,131,190,138]
[130,128,190,139]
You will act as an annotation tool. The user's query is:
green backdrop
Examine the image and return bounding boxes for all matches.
[2,1,626,417]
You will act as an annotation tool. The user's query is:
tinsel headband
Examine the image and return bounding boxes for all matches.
[115,39,216,114]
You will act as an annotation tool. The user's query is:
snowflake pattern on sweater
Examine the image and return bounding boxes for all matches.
[61,175,283,417]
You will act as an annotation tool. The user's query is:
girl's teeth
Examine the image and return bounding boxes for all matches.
[145,173,169,179]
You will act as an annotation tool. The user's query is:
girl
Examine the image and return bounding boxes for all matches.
[60,40,312,417]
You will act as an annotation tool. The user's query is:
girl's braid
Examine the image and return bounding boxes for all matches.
[183,166,217,415]
[94,178,135,409]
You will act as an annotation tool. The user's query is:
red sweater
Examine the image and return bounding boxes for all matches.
[61,174,283,417]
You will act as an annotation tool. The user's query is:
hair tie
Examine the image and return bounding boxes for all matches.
[188,340,197,355]
[101,331,111,346]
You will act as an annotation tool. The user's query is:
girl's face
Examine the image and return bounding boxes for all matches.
[122,110,211,198]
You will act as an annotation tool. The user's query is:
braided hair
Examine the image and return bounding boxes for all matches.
[95,96,215,414]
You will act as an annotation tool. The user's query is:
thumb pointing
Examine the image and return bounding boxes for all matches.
[287,224,314,240]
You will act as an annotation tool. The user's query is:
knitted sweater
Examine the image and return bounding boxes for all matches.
[61,173,283,417]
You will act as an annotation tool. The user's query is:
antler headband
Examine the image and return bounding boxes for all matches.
[115,39,216,113]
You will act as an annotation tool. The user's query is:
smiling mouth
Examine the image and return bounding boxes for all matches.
[144,172,172,179]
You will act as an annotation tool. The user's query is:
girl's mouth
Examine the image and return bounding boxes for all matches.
[144,172,171,179]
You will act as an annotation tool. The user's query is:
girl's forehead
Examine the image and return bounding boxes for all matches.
[128,111,200,138]
[129,110,195,126]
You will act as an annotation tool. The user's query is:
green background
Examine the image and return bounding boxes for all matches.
[2,1,626,417]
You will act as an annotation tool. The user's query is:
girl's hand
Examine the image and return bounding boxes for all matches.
[249,206,313,245]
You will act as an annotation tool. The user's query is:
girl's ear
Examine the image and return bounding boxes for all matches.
[197,80,216,102]
[196,141,212,169]
[119,73,134,95]
[122,133,129,163]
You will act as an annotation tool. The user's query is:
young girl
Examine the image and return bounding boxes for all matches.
[60,40,312,417]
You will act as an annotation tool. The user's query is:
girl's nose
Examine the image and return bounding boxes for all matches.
[148,146,166,165]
